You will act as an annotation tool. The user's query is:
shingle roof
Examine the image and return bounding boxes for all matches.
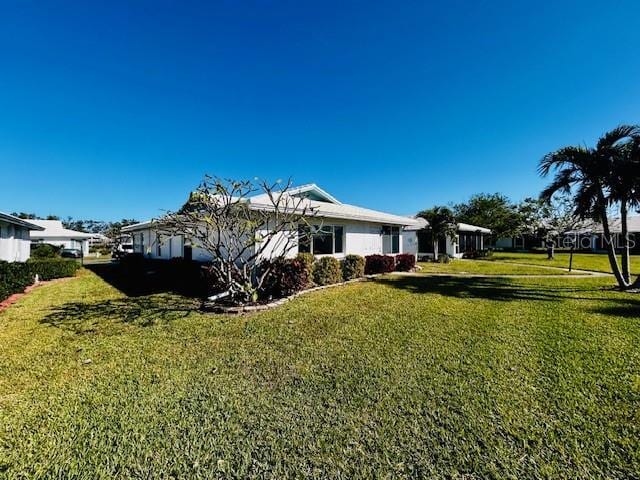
[29,220,96,239]
[0,212,44,230]
[405,217,491,233]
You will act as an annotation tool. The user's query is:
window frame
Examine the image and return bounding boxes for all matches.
[298,224,345,256]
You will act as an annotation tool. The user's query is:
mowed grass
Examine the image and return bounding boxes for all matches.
[489,251,640,275]
[1,269,639,478]
[417,259,575,275]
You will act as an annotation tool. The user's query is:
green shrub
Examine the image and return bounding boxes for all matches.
[342,255,365,280]
[0,261,35,302]
[437,254,450,264]
[296,253,315,282]
[312,257,342,286]
[30,243,61,258]
[27,258,81,281]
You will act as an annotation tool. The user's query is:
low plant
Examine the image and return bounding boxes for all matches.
[394,253,416,272]
[261,257,309,299]
[0,261,34,302]
[27,258,81,281]
[30,243,61,259]
[437,253,450,264]
[312,257,342,286]
[296,253,315,284]
[342,254,365,280]
[364,254,396,274]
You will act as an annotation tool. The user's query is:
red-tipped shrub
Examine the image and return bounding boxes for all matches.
[364,254,396,274]
[395,253,416,272]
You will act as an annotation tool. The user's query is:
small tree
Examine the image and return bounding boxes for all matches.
[417,206,457,260]
[158,176,314,305]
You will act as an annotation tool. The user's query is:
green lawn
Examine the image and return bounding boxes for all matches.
[488,251,639,275]
[1,268,639,478]
[417,259,575,275]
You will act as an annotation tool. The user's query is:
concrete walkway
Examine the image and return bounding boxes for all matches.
[395,260,611,279]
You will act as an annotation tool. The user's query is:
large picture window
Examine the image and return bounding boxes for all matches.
[298,225,344,255]
[382,226,400,254]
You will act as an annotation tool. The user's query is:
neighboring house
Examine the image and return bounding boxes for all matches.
[403,218,491,259]
[0,212,44,262]
[29,220,95,256]
[565,216,640,253]
[496,216,640,253]
[122,184,420,261]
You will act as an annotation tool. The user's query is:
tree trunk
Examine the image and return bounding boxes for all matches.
[599,205,629,289]
[433,239,439,262]
[620,201,631,284]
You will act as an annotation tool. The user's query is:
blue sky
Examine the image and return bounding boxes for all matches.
[1,0,639,221]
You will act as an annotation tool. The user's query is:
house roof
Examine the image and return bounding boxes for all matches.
[29,220,96,239]
[566,216,640,234]
[0,212,45,230]
[123,183,420,232]
[405,217,491,233]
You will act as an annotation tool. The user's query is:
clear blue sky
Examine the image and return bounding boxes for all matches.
[1,0,639,221]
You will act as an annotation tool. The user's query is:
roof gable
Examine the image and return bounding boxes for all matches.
[286,184,342,204]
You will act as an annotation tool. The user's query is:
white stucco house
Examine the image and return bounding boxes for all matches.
[0,212,44,262]
[122,184,421,262]
[403,218,491,259]
[29,220,95,256]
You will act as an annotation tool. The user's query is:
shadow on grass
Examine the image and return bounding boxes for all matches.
[85,263,202,298]
[590,303,640,319]
[41,295,198,333]
[373,275,610,303]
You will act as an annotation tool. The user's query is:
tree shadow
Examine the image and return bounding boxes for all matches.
[40,294,198,333]
[590,302,640,319]
[373,275,606,303]
[85,263,203,298]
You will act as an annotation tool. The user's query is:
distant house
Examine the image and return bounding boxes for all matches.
[0,212,44,262]
[122,183,420,261]
[29,220,96,256]
[403,218,491,259]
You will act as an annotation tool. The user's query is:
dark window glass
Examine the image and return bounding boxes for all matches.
[313,228,333,254]
[334,226,344,253]
[392,227,399,253]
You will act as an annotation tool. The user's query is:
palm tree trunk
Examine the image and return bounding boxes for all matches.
[599,205,629,288]
[433,239,439,261]
[620,201,631,284]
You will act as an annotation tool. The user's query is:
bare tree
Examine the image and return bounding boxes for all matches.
[157,176,315,305]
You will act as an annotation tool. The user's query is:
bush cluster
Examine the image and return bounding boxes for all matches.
[0,261,35,302]
[342,254,365,280]
[0,258,80,302]
[27,258,81,281]
[30,243,61,259]
[261,257,310,299]
[394,253,416,272]
[312,257,342,286]
[364,254,396,274]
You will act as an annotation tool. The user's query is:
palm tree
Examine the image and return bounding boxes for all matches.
[607,127,640,284]
[539,126,639,289]
[417,206,457,261]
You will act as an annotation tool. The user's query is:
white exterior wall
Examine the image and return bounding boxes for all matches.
[402,231,462,259]
[126,219,410,262]
[32,238,89,256]
[0,221,31,262]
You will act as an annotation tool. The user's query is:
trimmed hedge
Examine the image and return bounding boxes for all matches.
[296,253,315,285]
[0,258,79,302]
[0,261,34,302]
[342,254,365,280]
[30,243,61,258]
[395,253,416,272]
[364,254,396,274]
[27,258,81,281]
[312,257,342,286]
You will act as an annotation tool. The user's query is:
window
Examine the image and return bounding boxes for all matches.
[298,225,345,255]
[382,226,400,254]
